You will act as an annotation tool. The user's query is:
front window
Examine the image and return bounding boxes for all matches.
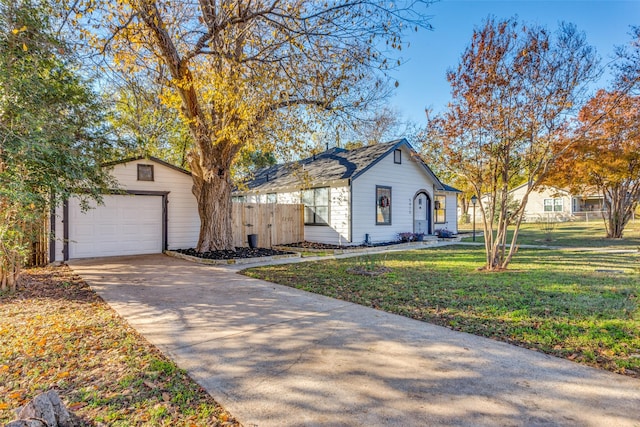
[376,186,392,225]
[267,193,277,203]
[434,195,446,223]
[232,195,246,203]
[544,198,563,212]
[554,198,563,212]
[302,187,329,225]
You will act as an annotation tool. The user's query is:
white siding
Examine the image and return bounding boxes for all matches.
[305,186,350,245]
[351,145,437,244]
[53,159,199,261]
[445,193,458,234]
[109,160,199,249]
[510,185,571,221]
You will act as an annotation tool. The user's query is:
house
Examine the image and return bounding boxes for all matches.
[233,139,460,245]
[510,183,605,222]
[51,157,200,261]
[466,183,605,223]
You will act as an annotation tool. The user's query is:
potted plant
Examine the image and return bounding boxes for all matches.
[398,232,414,242]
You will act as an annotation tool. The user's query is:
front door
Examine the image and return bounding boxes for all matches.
[413,193,431,234]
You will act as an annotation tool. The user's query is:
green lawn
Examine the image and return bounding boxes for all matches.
[459,220,640,248]
[243,246,640,377]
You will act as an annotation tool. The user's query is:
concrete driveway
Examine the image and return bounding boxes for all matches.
[69,254,640,427]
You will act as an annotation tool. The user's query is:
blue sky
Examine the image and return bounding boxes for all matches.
[388,0,640,124]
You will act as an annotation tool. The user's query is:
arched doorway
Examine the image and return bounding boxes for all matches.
[413,192,431,234]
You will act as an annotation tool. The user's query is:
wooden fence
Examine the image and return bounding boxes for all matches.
[27,210,50,267]
[232,203,304,248]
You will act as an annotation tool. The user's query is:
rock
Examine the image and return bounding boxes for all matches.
[5,420,48,427]
[17,393,57,427]
[9,390,76,427]
[44,391,73,427]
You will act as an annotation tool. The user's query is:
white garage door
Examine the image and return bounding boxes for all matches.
[69,195,163,259]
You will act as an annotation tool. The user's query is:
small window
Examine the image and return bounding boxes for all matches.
[302,187,329,225]
[137,164,154,181]
[554,198,563,212]
[232,195,246,203]
[267,193,277,203]
[376,186,391,225]
[394,149,402,164]
[544,198,563,212]
[435,195,446,223]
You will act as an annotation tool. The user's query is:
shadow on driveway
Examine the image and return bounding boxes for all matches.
[70,254,640,427]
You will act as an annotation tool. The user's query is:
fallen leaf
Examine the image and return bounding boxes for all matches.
[162,392,171,402]
[143,380,157,389]
[0,402,9,410]
[68,402,87,411]
[9,391,23,399]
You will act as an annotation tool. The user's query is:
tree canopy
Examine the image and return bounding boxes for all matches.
[547,90,640,238]
[82,0,434,251]
[0,0,115,291]
[427,17,598,270]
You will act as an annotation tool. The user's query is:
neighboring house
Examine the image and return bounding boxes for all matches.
[467,183,605,222]
[510,183,605,221]
[51,157,200,261]
[233,139,460,245]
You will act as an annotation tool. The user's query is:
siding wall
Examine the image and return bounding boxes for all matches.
[351,146,437,244]
[53,159,199,261]
[510,185,571,220]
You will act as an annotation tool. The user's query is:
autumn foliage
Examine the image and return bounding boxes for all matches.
[428,17,597,270]
[82,0,433,251]
[549,90,640,238]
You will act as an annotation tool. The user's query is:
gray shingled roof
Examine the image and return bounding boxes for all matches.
[240,139,449,192]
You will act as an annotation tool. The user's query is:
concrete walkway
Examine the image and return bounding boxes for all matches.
[70,254,640,427]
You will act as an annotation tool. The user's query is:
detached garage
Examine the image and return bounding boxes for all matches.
[52,157,200,261]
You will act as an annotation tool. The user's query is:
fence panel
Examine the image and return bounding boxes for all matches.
[232,203,303,248]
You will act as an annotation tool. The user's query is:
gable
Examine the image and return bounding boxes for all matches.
[105,157,193,190]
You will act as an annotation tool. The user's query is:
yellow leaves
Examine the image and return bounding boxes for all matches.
[0,402,8,410]
[57,371,70,379]
[11,25,27,34]
[8,391,23,400]
[0,365,8,373]
[22,43,28,52]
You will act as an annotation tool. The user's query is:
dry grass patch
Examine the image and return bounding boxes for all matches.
[0,266,238,426]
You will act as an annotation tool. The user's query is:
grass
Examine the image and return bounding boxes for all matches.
[0,266,238,426]
[459,220,640,248]
[243,245,640,377]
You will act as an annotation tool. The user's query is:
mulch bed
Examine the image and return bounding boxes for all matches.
[280,241,400,250]
[175,247,294,260]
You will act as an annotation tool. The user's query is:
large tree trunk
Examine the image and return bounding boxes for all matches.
[191,172,234,252]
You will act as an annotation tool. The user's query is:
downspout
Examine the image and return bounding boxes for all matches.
[348,178,353,243]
